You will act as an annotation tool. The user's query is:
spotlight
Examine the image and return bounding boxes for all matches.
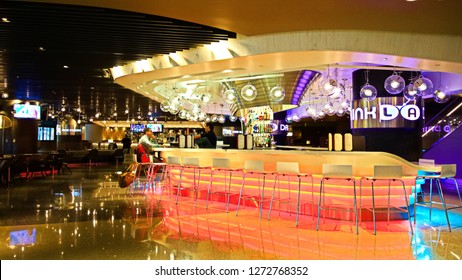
[211,114,218,122]
[240,84,257,101]
[384,74,405,94]
[229,115,237,122]
[269,85,285,102]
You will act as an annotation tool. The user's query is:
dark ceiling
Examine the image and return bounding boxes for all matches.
[0,1,236,121]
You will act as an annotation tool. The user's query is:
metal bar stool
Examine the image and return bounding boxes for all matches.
[166,156,183,198]
[146,162,167,193]
[316,164,358,235]
[267,161,313,227]
[177,157,211,206]
[414,164,461,232]
[236,160,271,219]
[206,158,243,212]
[360,165,413,235]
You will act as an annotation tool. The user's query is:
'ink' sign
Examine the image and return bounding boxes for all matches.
[351,97,421,129]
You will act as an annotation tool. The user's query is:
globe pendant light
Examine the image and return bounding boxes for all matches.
[433,72,449,103]
[241,84,257,101]
[413,75,433,95]
[403,83,419,101]
[160,101,170,112]
[433,89,449,103]
[359,70,377,101]
[384,72,406,94]
[217,115,226,123]
[269,85,285,102]
[224,88,238,104]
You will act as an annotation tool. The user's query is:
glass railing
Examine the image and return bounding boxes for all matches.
[422,97,462,151]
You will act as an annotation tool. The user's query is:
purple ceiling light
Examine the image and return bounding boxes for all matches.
[291,70,319,105]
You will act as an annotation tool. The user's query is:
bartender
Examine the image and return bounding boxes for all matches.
[194,122,217,148]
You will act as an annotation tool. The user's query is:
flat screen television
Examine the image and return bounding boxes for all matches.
[38,126,55,141]
[146,123,163,132]
[9,229,37,246]
[130,123,145,133]
[13,104,41,120]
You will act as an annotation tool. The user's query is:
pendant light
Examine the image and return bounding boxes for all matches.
[384,71,406,94]
[360,69,377,101]
[241,83,257,101]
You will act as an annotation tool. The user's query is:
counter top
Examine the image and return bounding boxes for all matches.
[153,147,440,176]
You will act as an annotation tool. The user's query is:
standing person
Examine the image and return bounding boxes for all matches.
[121,133,132,154]
[194,122,217,148]
[136,127,155,162]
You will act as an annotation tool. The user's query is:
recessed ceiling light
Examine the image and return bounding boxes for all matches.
[222,69,233,73]
[405,0,417,2]
[38,47,45,51]
[2,18,10,23]
[63,65,69,69]
[381,57,388,61]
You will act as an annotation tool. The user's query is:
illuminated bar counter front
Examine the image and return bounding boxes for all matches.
[153,147,438,220]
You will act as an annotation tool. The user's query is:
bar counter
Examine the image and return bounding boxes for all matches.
[153,147,436,221]
[153,147,439,176]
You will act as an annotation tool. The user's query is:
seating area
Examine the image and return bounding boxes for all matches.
[0,148,131,187]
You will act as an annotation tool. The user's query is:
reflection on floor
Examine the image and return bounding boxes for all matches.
[0,165,461,260]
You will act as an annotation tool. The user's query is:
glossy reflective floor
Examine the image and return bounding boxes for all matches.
[1,164,461,260]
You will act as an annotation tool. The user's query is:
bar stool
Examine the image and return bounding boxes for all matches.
[267,161,313,227]
[414,164,461,232]
[177,157,211,206]
[206,158,243,212]
[360,165,413,235]
[166,156,183,197]
[316,164,358,234]
[146,162,168,193]
[130,162,153,194]
[236,160,270,218]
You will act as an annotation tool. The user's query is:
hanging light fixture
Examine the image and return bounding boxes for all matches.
[360,69,378,101]
[403,83,419,101]
[269,85,285,102]
[413,74,433,96]
[224,88,238,104]
[433,72,449,103]
[318,66,339,96]
[217,115,226,123]
[384,71,406,95]
[160,101,170,112]
[240,83,257,101]
[178,109,187,119]
[433,89,449,103]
